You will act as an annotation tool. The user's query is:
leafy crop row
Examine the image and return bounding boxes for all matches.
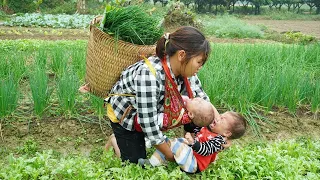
[0,138,319,179]
[4,13,95,29]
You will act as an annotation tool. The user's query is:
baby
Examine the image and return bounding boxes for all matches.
[106,96,218,157]
[138,111,247,173]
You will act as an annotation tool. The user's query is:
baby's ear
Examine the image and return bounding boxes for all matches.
[188,111,194,119]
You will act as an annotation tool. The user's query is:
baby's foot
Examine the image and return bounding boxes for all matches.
[138,158,151,166]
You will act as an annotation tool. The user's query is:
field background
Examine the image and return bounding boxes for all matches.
[0,0,320,179]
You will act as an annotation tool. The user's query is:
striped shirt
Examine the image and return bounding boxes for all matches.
[106,55,209,146]
[192,127,226,156]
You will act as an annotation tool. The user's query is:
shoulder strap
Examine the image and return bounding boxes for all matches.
[106,57,156,98]
[143,57,157,77]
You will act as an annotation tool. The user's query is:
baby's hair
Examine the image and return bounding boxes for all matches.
[192,101,214,127]
[228,111,247,139]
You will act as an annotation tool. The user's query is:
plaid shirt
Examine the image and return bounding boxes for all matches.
[106,55,209,146]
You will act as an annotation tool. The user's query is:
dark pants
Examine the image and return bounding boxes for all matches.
[110,121,146,163]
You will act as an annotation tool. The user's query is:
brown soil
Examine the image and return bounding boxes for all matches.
[244,19,320,39]
[1,19,320,155]
[1,110,319,155]
[1,19,320,42]
[0,26,89,40]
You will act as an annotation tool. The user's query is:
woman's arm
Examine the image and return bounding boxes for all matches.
[135,67,174,160]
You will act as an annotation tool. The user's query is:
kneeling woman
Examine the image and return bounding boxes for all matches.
[105,26,211,163]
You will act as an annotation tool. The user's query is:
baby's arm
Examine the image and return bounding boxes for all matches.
[191,135,226,156]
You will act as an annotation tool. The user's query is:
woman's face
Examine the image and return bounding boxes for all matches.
[181,54,205,77]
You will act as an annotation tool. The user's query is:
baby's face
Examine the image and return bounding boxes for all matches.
[208,112,234,136]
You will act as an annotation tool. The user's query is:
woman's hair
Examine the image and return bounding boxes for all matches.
[228,112,247,139]
[156,26,211,64]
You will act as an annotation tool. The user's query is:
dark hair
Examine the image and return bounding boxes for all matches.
[156,26,211,64]
[228,112,247,139]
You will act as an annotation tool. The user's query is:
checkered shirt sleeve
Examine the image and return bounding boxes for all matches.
[135,66,165,145]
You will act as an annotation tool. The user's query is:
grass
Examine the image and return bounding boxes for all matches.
[201,15,265,39]
[56,68,79,116]
[29,67,51,117]
[50,47,67,76]
[0,75,19,119]
[257,8,320,20]
[0,40,319,134]
[199,43,320,125]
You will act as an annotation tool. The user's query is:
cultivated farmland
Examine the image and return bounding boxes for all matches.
[0,3,320,179]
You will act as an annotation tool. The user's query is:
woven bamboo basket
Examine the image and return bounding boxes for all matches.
[85,16,156,98]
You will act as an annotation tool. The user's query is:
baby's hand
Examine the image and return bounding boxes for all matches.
[222,138,232,149]
[184,132,194,145]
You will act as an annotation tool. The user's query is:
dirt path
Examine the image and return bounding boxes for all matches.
[244,19,320,39]
[1,19,320,41]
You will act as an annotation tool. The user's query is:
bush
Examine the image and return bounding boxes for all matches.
[281,31,317,44]
[8,0,37,13]
[203,15,264,39]
[40,0,76,14]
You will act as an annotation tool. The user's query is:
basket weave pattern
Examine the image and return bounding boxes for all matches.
[85,18,156,98]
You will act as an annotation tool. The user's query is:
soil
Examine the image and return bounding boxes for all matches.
[0,19,320,156]
[244,19,320,40]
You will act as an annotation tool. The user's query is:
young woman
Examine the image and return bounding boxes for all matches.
[105,26,211,163]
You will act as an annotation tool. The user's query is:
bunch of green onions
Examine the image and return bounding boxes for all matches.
[100,5,163,45]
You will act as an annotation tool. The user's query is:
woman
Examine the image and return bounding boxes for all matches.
[105,26,211,163]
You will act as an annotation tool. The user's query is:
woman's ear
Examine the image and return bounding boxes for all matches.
[188,111,194,119]
[178,50,186,62]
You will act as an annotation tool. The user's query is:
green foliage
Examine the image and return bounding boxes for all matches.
[1,139,319,179]
[100,5,164,45]
[0,75,19,118]
[0,53,25,118]
[89,94,105,120]
[4,13,95,29]
[71,49,86,81]
[50,47,67,76]
[260,8,320,20]
[203,15,264,38]
[17,139,39,156]
[42,1,77,14]
[7,0,37,13]
[56,69,79,116]
[199,43,320,116]
[282,31,317,44]
[163,1,200,28]
[198,138,320,179]
[29,67,51,117]
[0,53,26,82]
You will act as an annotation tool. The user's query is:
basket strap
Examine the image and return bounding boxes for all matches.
[143,57,157,77]
[106,57,156,99]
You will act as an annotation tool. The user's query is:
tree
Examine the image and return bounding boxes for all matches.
[1,0,9,12]
[313,0,320,14]
[305,0,315,13]
[250,0,266,15]
[77,0,86,13]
